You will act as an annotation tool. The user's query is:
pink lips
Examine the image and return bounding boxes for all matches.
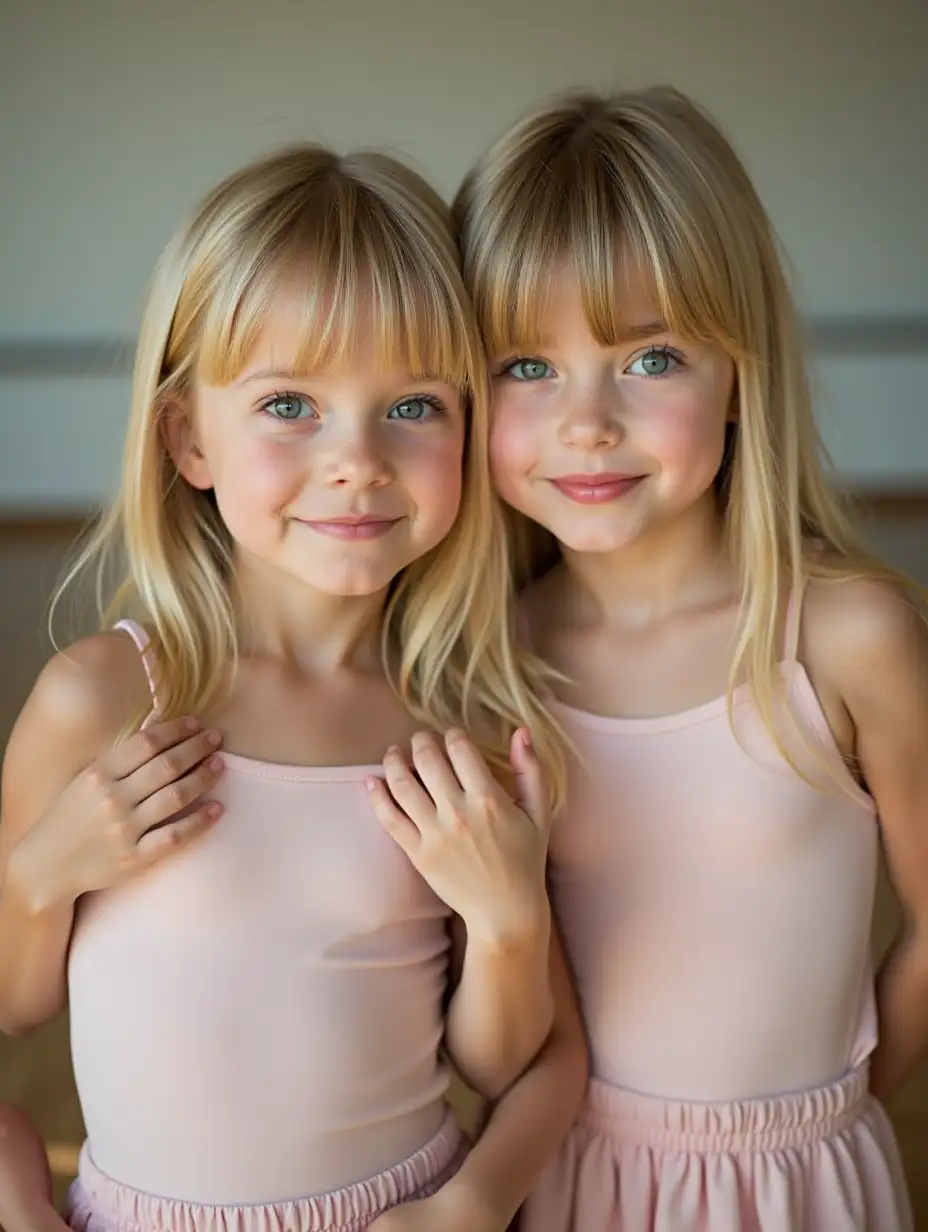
[303,515,401,541]
[549,473,644,504]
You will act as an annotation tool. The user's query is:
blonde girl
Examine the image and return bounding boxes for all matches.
[0,143,585,1232]
[455,87,925,1230]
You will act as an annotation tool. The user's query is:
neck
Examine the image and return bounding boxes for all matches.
[559,493,736,628]
[232,556,387,673]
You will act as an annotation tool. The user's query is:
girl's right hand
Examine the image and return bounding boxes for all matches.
[7,716,224,911]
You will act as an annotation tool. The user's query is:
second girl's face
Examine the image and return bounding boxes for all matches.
[176,287,467,598]
[489,270,736,555]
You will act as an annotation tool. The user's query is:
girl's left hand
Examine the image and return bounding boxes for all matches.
[366,1186,505,1231]
[367,727,549,944]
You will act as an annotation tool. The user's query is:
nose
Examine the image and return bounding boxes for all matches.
[556,386,623,451]
[323,425,393,489]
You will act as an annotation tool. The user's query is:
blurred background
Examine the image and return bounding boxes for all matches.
[1,0,926,1215]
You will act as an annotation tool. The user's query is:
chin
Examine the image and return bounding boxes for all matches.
[546,517,647,556]
[312,571,395,598]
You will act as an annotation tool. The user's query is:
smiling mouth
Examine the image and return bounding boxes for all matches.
[301,516,403,541]
[548,474,645,505]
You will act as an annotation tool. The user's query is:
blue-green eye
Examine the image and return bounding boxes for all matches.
[627,348,679,377]
[387,397,440,421]
[262,392,312,420]
[505,358,553,382]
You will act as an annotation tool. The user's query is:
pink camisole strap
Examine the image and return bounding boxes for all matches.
[113,618,160,724]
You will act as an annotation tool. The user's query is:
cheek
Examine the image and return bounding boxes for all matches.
[489,397,540,507]
[402,431,464,536]
[210,437,305,527]
[644,393,728,482]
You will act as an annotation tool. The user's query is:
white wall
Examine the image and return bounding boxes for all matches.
[1,0,926,510]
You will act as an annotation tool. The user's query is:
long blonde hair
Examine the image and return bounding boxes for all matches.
[454,87,921,763]
[57,144,568,806]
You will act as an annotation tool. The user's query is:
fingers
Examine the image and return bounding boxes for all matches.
[382,745,435,831]
[509,727,549,834]
[102,716,205,780]
[366,776,419,857]
[122,728,223,809]
[410,731,465,807]
[442,729,499,799]
[132,752,225,836]
[135,800,222,862]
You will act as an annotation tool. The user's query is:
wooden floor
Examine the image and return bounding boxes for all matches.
[0,512,926,1220]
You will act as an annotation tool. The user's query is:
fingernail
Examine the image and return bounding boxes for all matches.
[446,728,465,743]
[184,716,200,731]
[385,746,402,759]
[365,776,379,792]
[206,802,222,819]
[207,730,222,746]
[521,728,533,752]
[208,755,224,771]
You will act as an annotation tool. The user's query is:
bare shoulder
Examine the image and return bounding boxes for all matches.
[0,629,152,862]
[5,630,151,777]
[802,572,927,703]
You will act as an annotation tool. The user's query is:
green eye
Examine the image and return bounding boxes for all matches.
[507,358,552,381]
[263,393,311,420]
[628,349,678,377]
[387,398,438,421]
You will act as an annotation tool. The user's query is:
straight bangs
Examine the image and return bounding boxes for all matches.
[171,165,476,397]
[458,93,773,368]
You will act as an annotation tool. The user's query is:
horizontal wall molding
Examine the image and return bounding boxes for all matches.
[1,316,927,377]
[4,488,928,535]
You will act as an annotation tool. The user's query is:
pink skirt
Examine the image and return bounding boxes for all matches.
[519,1066,912,1231]
[66,1111,466,1232]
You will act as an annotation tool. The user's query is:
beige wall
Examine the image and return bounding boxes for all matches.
[1,0,927,509]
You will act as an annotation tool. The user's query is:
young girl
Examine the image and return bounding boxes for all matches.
[0,144,586,1231]
[454,87,928,1230]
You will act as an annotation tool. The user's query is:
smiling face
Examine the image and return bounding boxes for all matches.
[489,268,736,556]
[167,286,467,599]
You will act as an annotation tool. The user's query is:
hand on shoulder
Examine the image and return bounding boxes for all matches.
[1,629,225,908]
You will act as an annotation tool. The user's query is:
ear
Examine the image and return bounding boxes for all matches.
[161,398,213,491]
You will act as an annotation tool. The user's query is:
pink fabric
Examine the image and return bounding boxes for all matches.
[67,621,453,1204]
[67,1111,466,1232]
[519,1067,912,1231]
[528,583,912,1227]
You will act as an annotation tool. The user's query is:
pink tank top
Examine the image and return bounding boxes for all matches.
[547,586,879,1104]
[68,621,451,1205]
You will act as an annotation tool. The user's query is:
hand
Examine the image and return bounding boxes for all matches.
[8,717,225,911]
[366,1182,505,1232]
[368,727,549,942]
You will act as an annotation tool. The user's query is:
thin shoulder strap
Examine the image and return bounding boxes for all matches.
[783,575,808,663]
[113,618,161,718]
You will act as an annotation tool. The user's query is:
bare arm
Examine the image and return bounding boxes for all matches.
[441,925,587,1225]
[370,727,555,1100]
[370,924,588,1231]
[0,633,223,1035]
[442,909,552,1100]
[813,578,928,1101]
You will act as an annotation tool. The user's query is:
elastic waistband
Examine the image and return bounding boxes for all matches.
[68,1111,464,1232]
[581,1065,870,1153]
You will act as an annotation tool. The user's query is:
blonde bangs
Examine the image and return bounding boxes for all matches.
[458,91,764,365]
[172,164,474,395]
